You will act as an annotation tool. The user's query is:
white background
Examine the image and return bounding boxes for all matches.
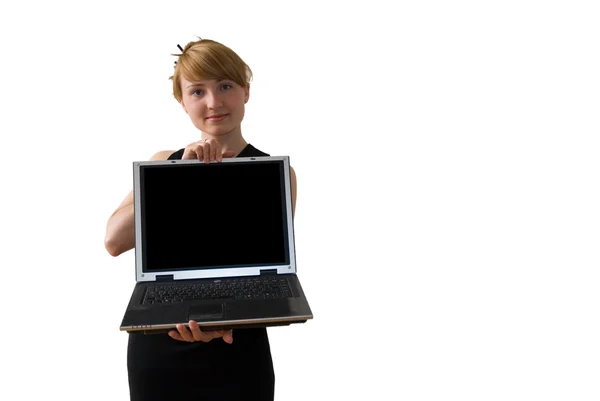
[0,1,599,400]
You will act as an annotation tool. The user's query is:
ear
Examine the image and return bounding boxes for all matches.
[244,84,250,104]
[180,99,188,114]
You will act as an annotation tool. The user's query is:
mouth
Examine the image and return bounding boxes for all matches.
[206,114,229,122]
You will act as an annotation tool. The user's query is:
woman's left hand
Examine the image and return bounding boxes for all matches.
[168,320,234,344]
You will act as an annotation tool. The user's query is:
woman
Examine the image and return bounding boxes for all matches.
[104,38,297,401]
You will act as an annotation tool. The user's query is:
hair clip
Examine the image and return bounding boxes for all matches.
[174,44,184,66]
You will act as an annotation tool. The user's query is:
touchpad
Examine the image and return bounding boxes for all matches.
[188,304,224,321]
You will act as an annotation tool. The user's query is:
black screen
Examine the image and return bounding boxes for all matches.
[140,161,289,272]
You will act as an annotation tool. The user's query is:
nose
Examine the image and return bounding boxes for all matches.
[205,90,224,109]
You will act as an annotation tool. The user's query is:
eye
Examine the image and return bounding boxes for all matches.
[221,84,233,91]
[191,89,204,96]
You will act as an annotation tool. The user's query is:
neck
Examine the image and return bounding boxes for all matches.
[201,129,248,157]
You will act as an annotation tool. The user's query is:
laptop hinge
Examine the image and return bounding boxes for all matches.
[156,274,174,282]
[260,269,278,276]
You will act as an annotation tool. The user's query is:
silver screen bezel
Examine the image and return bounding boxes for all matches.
[133,156,297,282]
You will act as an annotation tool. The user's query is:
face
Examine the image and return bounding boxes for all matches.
[179,76,249,138]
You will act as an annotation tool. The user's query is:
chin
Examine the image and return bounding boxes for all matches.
[207,129,231,137]
[203,125,237,137]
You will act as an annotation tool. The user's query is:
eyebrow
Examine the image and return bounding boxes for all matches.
[186,79,226,88]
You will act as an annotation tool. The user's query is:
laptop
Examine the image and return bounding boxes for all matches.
[120,155,313,334]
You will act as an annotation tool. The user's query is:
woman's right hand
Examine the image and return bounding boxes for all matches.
[182,138,236,163]
[168,320,234,344]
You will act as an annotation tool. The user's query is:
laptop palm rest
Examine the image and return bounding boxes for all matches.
[188,304,224,320]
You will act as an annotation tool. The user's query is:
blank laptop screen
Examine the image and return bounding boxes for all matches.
[139,161,289,272]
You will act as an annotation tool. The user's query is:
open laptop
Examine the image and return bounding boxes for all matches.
[120,155,313,334]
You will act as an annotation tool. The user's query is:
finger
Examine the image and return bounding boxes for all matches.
[189,320,209,342]
[222,150,236,158]
[190,321,221,342]
[182,148,197,160]
[176,323,194,342]
[215,143,224,162]
[205,329,228,342]
[168,329,185,342]
[209,329,229,342]
[222,330,233,344]
[209,141,218,162]
[202,143,210,164]
[189,145,203,162]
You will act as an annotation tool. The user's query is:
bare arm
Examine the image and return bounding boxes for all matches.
[105,153,297,257]
[104,150,174,257]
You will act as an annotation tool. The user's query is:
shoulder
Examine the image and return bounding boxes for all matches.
[290,165,297,189]
[239,144,270,158]
[150,150,178,161]
[252,146,270,157]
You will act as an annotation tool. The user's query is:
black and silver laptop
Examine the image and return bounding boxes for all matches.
[120,155,313,334]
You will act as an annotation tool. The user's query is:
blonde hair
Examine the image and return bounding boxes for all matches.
[169,39,253,102]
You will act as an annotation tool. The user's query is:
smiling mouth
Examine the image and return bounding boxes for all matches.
[206,114,229,121]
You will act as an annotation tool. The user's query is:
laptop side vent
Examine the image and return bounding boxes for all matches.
[156,274,174,282]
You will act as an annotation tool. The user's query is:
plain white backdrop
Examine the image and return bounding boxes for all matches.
[0,1,599,400]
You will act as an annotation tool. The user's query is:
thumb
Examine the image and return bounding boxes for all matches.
[222,150,236,158]
[222,330,234,344]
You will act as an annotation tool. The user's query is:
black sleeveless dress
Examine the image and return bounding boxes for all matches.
[127,144,275,401]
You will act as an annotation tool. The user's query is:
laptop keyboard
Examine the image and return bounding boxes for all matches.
[142,276,294,305]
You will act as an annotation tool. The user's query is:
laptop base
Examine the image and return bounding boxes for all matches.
[136,320,306,335]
